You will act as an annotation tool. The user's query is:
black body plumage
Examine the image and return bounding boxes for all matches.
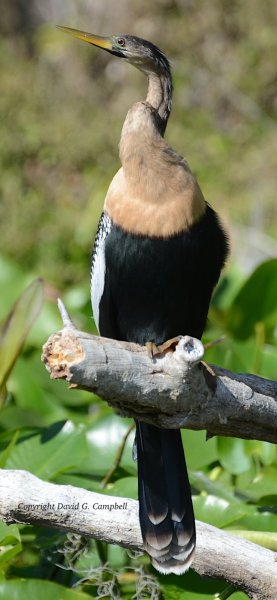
[98,206,227,343]
[92,204,228,573]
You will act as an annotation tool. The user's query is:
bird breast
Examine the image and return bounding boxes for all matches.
[104,165,206,238]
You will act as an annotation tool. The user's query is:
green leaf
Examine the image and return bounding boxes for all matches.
[228,505,277,532]
[236,465,277,501]
[229,530,277,551]
[229,594,249,600]
[0,521,22,568]
[27,299,63,349]
[80,415,135,476]
[5,421,88,480]
[227,259,277,339]
[55,473,102,492]
[0,521,21,545]
[0,279,44,392]
[260,343,277,379]
[211,265,245,311]
[72,539,102,571]
[0,580,92,600]
[0,430,20,468]
[8,359,68,425]
[0,543,22,567]
[107,476,138,499]
[193,495,246,528]
[0,257,26,321]
[217,591,250,600]
[162,584,195,600]
[0,406,50,430]
[190,471,239,504]
[107,543,128,569]
[247,440,276,466]
[159,570,233,599]
[217,438,252,475]
[182,430,218,470]
[205,337,262,374]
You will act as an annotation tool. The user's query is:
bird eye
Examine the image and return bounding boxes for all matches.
[117,38,125,46]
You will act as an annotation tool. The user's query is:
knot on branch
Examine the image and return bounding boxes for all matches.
[173,335,204,367]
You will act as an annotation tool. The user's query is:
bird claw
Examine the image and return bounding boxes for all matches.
[146,341,161,358]
[146,336,182,358]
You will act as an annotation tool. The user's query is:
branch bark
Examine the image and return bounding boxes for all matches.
[0,469,276,600]
[42,311,277,443]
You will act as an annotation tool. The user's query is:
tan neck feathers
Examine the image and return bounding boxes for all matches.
[104,103,206,238]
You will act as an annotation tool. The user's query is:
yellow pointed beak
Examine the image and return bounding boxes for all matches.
[57,26,113,51]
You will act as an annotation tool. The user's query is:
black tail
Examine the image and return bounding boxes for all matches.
[136,421,196,574]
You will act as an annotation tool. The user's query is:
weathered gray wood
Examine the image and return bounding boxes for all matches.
[42,321,277,443]
[0,469,276,599]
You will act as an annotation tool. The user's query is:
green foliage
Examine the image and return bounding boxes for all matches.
[0,279,43,398]
[227,259,277,340]
[0,522,22,571]
[158,571,249,599]
[205,259,277,380]
[0,580,93,600]
[0,256,275,599]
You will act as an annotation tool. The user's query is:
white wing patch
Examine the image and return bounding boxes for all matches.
[90,212,112,332]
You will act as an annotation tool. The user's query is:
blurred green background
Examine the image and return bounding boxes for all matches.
[0,1,276,599]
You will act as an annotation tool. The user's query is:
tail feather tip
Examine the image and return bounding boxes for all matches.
[151,547,195,576]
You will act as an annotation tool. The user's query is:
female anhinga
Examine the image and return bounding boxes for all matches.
[58,26,228,575]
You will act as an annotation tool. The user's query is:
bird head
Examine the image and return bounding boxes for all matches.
[57,26,170,77]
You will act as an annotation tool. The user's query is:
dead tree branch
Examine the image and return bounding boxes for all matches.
[0,469,276,600]
[42,302,277,443]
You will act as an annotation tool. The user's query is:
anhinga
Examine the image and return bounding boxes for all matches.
[58,26,229,575]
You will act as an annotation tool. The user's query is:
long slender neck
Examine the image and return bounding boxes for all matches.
[119,63,173,176]
[106,61,206,236]
[146,70,172,134]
